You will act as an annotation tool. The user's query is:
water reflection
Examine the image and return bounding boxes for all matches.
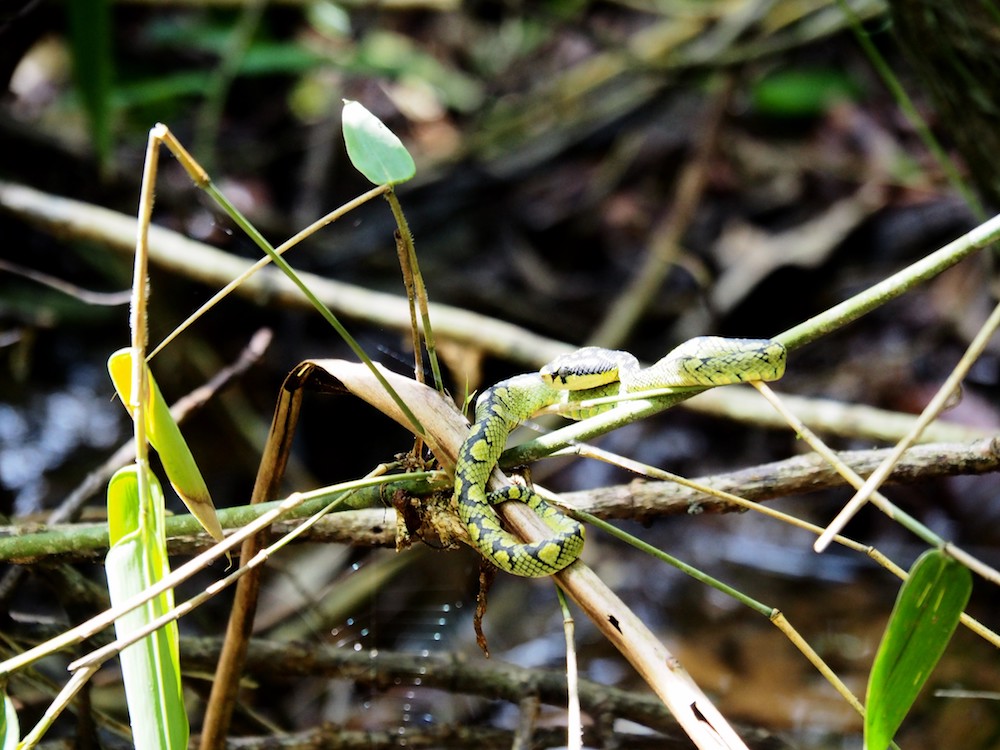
[0,363,121,514]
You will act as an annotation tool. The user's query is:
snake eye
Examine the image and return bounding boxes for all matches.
[540,366,566,385]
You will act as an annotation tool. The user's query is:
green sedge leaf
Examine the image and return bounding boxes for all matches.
[107,467,143,546]
[107,540,187,750]
[107,465,169,552]
[106,466,174,606]
[865,549,972,750]
[0,689,19,750]
[342,99,416,185]
[108,349,224,541]
[106,466,187,750]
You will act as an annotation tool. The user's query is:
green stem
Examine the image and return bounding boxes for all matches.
[573,508,772,617]
[385,190,444,392]
[150,127,423,436]
[202,182,427,438]
[147,182,389,361]
[503,210,1000,468]
[775,209,1000,350]
[0,472,440,563]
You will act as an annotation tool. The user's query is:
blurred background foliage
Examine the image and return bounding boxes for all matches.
[1,1,999,748]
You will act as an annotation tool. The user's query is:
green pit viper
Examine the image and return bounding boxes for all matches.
[453,336,787,577]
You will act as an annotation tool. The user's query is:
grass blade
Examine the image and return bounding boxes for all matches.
[66,0,114,170]
[0,689,18,749]
[865,549,972,750]
[106,467,188,750]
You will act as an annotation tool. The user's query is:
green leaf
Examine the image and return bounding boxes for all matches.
[108,468,143,546]
[0,689,19,750]
[66,0,114,169]
[865,549,972,750]
[106,466,188,750]
[108,349,224,541]
[342,100,416,185]
[751,68,860,117]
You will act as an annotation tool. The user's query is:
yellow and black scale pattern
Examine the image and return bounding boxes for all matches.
[454,373,586,578]
[453,336,788,578]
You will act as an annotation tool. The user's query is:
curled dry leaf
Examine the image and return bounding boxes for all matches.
[287,359,476,550]
[288,359,583,553]
[294,359,466,471]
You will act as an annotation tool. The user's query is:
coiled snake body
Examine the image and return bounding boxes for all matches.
[454,336,787,577]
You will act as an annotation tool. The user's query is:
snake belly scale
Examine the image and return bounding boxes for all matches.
[453,336,787,577]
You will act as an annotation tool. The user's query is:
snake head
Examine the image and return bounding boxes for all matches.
[540,347,639,390]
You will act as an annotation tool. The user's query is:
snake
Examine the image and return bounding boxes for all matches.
[453,336,787,577]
